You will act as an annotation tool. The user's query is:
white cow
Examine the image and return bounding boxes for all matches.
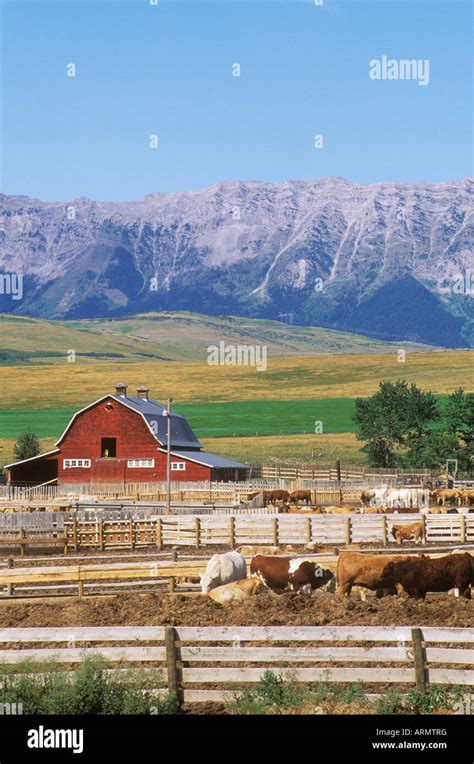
[200,551,247,593]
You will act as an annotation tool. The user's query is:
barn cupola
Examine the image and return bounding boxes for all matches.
[137,386,150,400]
[114,382,127,397]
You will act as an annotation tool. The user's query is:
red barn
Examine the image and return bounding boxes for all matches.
[6,383,248,486]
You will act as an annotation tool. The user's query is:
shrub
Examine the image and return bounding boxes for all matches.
[0,655,177,715]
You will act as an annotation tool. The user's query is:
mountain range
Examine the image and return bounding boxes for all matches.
[1,177,473,347]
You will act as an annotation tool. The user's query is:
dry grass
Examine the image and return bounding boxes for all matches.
[202,433,363,465]
[0,350,471,409]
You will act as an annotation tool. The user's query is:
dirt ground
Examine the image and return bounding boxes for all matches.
[1,589,473,628]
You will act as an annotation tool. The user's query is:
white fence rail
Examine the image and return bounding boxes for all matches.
[0,626,472,704]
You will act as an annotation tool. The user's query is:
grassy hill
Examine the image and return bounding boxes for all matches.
[0,312,434,365]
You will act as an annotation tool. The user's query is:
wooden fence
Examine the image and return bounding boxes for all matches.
[0,626,472,706]
[0,559,207,597]
[0,513,473,555]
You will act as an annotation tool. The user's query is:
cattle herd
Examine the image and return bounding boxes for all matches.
[248,487,474,513]
[199,546,474,605]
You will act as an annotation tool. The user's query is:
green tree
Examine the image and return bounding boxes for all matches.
[13,429,40,461]
[353,380,439,467]
[403,429,466,471]
[444,388,474,449]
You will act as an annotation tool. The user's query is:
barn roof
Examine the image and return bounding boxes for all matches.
[110,395,203,449]
[55,393,203,449]
[162,449,248,469]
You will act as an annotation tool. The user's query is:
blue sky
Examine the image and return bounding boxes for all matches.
[1,0,472,201]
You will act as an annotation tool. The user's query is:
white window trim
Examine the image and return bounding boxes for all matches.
[171,462,186,471]
[63,459,91,469]
[127,459,155,468]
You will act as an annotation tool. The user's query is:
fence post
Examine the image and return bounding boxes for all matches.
[421,514,427,545]
[63,527,68,556]
[344,516,351,545]
[129,518,134,551]
[72,519,78,552]
[306,517,312,545]
[460,514,466,544]
[229,516,235,548]
[195,517,201,549]
[411,627,427,692]
[381,515,388,547]
[6,557,14,597]
[164,625,181,708]
[98,520,104,552]
[272,517,279,546]
[19,528,26,557]
[156,518,162,550]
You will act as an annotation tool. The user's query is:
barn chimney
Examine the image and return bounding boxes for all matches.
[114,382,127,396]
[137,386,149,400]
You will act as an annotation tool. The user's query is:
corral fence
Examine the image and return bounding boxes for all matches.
[1,468,436,503]
[0,485,430,510]
[261,466,432,487]
[0,513,473,556]
[0,626,472,707]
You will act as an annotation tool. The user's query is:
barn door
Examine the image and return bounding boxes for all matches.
[90,459,126,484]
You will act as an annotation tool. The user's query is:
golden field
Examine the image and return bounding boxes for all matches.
[0,350,471,409]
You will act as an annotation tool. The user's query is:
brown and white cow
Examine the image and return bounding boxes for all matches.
[207,578,263,605]
[360,490,376,507]
[250,555,334,594]
[389,521,423,545]
[289,490,312,505]
[383,553,472,600]
[286,505,324,514]
[336,552,416,598]
[324,505,359,514]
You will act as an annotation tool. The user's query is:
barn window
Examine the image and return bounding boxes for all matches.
[127,459,155,468]
[171,462,186,471]
[63,459,91,469]
[101,438,116,457]
[105,403,113,411]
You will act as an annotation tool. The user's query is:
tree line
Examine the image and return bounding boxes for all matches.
[353,381,473,472]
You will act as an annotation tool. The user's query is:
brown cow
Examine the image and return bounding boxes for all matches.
[289,490,312,505]
[389,521,423,545]
[236,545,296,556]
[383,553,472,600]
[207,578,263,604]
[336,552,416,598]
[250,555,334,594]
[324,505,359,514]
[458,490,474,507]
[263,489,290,506]
[429,489,460,506]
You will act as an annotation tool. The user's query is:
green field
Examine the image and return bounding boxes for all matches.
[0,395,452,442]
